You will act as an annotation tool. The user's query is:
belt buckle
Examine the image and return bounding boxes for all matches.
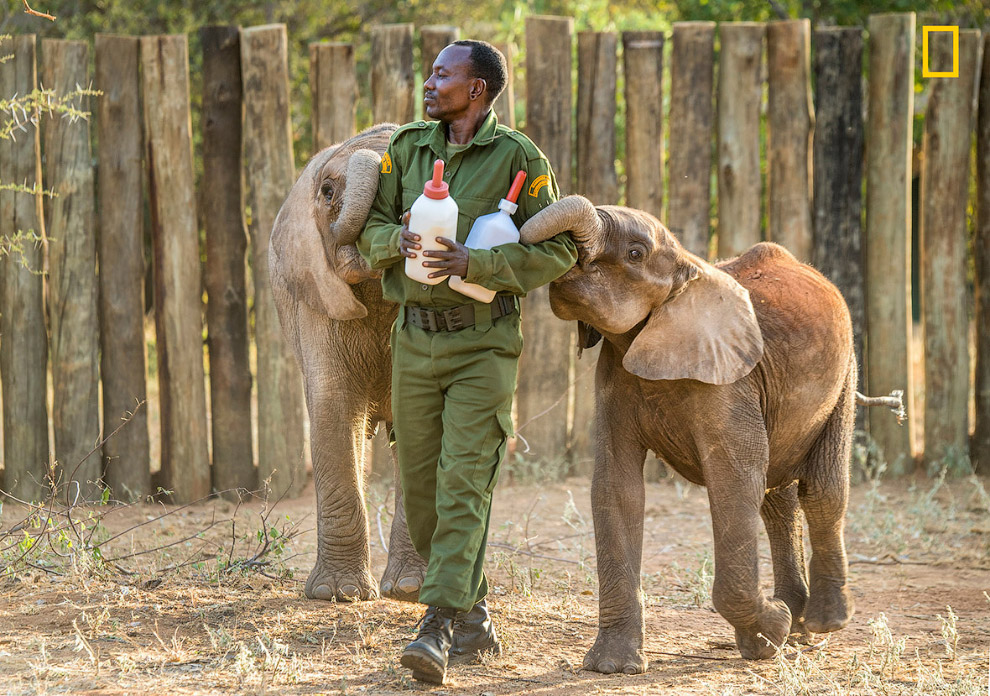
[443,307,464,331]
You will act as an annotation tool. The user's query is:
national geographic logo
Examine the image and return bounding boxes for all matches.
[922,25,959,78]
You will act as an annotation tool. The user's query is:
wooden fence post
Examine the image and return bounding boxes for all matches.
[920,29,981,466]
[767,20,813,261]
[95,34,150,500]
[201,26,254,497]
[140,35,211,503]
[813,27,866,433]
[241,25,307,499]
[976,32,990,476]
[0,35,49,500]
[492,42,515,128]
[668,22,715,259]
[865,13,916,473]
[623,30,663,220]
[717,23,765,259]
[310,42,356,150]
[41,39,101,499]
[371,24,415,125]
[577,31,618,204]
[520,15,573,474]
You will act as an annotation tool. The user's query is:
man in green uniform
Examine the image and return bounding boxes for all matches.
[357,40,577,684]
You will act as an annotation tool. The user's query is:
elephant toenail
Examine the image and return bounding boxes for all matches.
[339,584,361,600]
[380,581,393,594]
[599,661,616,673]
[396,576,420,593]
[623,664,639,674]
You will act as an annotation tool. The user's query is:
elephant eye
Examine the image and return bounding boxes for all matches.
[320,181,334,203]
[628,247,644,262]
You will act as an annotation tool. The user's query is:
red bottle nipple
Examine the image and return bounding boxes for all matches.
[423,159,449,199]
[505,170,527,203]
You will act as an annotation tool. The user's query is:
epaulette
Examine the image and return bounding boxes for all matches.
[503,128,547,161]
[390,120,432,141]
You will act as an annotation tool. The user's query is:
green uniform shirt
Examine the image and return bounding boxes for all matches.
[357,110,578,310]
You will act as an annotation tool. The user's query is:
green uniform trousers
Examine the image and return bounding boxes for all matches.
[391,311,521,612]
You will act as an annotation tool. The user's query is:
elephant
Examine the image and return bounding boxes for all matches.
[268,123,427,602]
[516,196,863,670]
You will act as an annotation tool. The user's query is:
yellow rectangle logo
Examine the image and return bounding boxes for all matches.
[922,25,959,78]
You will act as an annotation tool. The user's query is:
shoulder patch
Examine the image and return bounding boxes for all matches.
[380,152,392,174]
[528,174,550,198]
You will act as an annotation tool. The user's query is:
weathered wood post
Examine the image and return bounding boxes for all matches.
[520,15,573,474]
[201,26,254,496]
[421,25,458,90]
[310,42,356,150]
[622,30,663,219]
[95,34,150,500]
[767,20,813,260]
[668,22,715,259]
[371,24,415,124]
[717,23,765,259]
[41,39,101,498]
[140,35,211,502]
[492,42,515,128]
[0,35,49,500]
[572,30,618,474]
[976,33,990,476]
[920,29,981,466]
[865,13,917,473]
[577,31,618,204]
[813,27,866,433]
[241,25,307,499]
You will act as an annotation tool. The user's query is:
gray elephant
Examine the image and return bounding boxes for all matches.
[269,123,427,601]
[517,196,861,669]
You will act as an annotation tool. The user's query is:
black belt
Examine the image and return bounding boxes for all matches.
[405,295,517,332]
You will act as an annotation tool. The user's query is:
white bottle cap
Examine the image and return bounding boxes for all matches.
[498,198,518,215]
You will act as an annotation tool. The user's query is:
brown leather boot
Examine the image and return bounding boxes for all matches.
[450,599,501,663]
[400,605,457,684]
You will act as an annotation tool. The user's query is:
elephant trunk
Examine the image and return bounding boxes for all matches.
[519,195,604,263]
[330,148,382,247]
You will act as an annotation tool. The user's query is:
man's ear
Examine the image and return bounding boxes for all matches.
[470,77,486,101]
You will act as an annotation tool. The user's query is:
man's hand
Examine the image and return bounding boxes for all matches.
[399,212,419,258]
[423,237,469,279]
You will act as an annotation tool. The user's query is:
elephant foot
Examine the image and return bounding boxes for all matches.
[305,563,379,602]
[380,550,427,602]
[804,583,853,634]
[788,616,815,645]
[582,630,647,675]
[733,598,791,660]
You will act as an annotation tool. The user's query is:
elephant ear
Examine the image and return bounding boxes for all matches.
[269,152,370,320]
[622,266,763,384]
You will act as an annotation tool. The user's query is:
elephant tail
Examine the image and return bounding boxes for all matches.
[855,390,906,424]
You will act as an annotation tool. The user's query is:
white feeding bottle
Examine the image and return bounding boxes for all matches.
[405,158,458,286]
[448,170,527,303]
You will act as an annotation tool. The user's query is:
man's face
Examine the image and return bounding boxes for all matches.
[423,45,482,122]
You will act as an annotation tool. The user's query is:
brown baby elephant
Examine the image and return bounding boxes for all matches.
[269,124,426,602]
[517,196,864,670]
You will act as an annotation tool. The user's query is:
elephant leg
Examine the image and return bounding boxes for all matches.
[798,372,855,634]
[760,484,811,642]
[583,424,648,675]
[299,312,378,602]
[380,423,428,602]
[706,442,791,660]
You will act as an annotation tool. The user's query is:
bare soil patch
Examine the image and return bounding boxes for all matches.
[1,472,988,695]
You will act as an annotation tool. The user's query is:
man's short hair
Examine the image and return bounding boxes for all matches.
[452,40,507,105]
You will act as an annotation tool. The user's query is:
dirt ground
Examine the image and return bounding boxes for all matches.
[1,469,988,695]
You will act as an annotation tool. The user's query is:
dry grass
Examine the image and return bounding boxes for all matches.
[1,468,989,695]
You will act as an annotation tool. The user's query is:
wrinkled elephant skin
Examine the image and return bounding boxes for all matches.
[518,199,857,670]
[269,124,426,603]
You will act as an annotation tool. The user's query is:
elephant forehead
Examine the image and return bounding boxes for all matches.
[598,206,664,248]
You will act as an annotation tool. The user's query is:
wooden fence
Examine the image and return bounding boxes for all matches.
[0,15,987,504]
